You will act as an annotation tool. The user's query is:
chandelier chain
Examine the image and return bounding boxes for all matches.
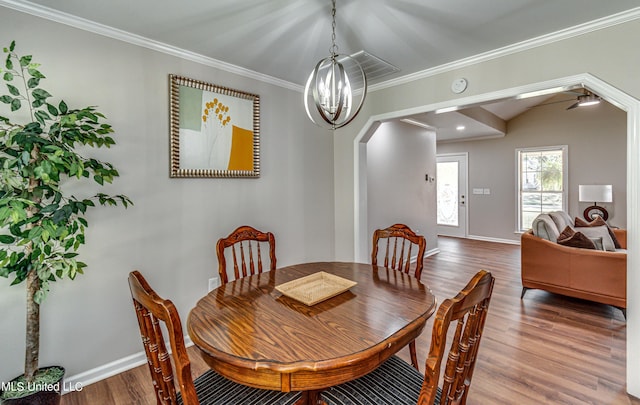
[330,0,338,57]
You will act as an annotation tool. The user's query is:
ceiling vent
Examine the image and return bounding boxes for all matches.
[340,50,400,88]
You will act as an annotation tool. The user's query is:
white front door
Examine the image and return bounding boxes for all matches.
[437,153,468,238]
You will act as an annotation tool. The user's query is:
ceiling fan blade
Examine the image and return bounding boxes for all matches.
[529,98,575,108]
[561,90,586,96]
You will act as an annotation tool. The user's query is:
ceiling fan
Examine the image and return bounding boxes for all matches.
[531,90,602,110]
[566,91,601,109]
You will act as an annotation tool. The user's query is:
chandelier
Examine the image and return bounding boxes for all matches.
[304,0,367,130]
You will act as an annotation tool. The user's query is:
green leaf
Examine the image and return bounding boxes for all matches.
[9,224,22,237]
[59,100,68,114]
[94,175,104,185]
[0,206,10,222]
[19,55,32,67]
[3,72,13,81]
[9,40,15,52]
[5,57,12,70]
[40,203,59,213]
[27,77,40,89]
[10,98,20,111]
[27,227,43,240]
[27,68,45,79]
[31,88,51,100]
[34,110,51,125]
[0,234,15,243]
[46,103,58,116]
[6,84,19,96]
[52,205,72,224]
[21,150,30,165]
[34,289,46,304]
[0,95,12,104]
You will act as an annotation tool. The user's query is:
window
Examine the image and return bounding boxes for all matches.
[516,146,568,231]
[437,161,459,226]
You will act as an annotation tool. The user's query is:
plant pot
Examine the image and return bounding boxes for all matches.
[0,366,65,405]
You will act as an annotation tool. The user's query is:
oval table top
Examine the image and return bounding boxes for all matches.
[187,261,436,396]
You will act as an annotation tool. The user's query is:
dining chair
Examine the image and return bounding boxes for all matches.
[216,225,276,285]
[321,270,495,405]
[372,223,426,279]
[128,271,301,405]
[372,223,427,370]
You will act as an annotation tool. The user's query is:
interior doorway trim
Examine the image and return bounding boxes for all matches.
[352,72,640,395]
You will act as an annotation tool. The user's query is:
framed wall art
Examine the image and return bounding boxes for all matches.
[169,74,260,178]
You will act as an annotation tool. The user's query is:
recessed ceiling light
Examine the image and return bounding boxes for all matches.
[456,125,466,131]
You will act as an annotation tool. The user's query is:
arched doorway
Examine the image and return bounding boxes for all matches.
[353,73,640,394]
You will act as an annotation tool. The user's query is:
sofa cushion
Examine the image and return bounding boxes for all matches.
[531,214,560,241]
[557,226,596,250]
[576,225,616,251]
[575,216,621,249]
[549,211,574,233]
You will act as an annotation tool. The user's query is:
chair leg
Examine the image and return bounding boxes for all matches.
[521,287,528,299]
[409,341,419,371]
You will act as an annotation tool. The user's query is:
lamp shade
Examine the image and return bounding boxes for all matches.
[578,185,612,203]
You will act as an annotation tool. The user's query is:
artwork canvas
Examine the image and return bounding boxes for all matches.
[169,75,260,177]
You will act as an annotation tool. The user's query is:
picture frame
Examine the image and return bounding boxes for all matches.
[169,74,260,178]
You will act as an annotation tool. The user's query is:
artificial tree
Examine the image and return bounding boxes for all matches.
[0,41,132,399]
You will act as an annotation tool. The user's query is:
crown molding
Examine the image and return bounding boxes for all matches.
[370,7,640,92]
[0,0,304,92]
[1,1,638,94]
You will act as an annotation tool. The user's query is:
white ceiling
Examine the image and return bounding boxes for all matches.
[4,0,639,139]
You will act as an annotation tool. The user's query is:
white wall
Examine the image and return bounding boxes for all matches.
[367,121,437,253]
[437,95,627,241]
[0,9,334,383]
[333,18,640,396]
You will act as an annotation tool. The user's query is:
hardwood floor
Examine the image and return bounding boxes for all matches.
[62,237,639,404]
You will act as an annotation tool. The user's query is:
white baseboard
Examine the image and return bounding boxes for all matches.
[425,247,440,257]
[466,234,520,245]
[63,337,194,394]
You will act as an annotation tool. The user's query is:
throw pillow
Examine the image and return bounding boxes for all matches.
[557,226,596,250]
[574,225,616,251]
[531,214,560,241]
[531,213,560,242]
[575,216,621,249]
[549,211,574,233]
[589,237,604,251]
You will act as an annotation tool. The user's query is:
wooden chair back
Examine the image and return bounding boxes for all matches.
[216,225,276,284]
[372,223,426,279]
[128,270,199,405]
[418,270,495,405]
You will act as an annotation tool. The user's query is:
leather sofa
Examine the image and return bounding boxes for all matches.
[520,211,626,317]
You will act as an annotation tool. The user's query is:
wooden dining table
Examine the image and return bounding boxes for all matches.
[187,261,436,405]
